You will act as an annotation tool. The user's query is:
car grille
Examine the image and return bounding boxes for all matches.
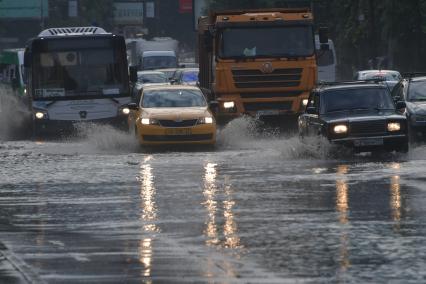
[350,120,386,136]
[240,91,303,99]
[232,68,302,89]
[243,101,293,112]
[143,134,213,142]
[158,119,198,127]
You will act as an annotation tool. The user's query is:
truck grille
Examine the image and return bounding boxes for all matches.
[350,120,385,136]
[232,68,302,89]
[159,119,198,127]
[243,101,293,112]
[240,91,303,99]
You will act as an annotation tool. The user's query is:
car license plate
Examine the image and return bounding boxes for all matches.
[354,138,383,147]
[165,128,192,135]
[256,110,280,116]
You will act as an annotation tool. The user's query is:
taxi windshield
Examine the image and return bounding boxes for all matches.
[323,88,395,113]
[142,89,207,108]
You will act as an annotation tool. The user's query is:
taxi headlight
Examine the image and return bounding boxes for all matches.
[333,124,348,134]
[35,112,46,119]
[198,116,214,124]
[387,122,401,132]
[141,118,159,125]
[121,107,130,115]
[302,99,309,106]
[223,101,235,109]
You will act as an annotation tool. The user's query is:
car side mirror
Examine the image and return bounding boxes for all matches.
[393,96,402,103]
[129,66,138,83]
[209,100,219,114]
[306,106,317,114]
[396,101,406,110]
[127,102,139,110]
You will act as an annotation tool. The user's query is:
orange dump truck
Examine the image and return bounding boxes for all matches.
[198,8,327,125]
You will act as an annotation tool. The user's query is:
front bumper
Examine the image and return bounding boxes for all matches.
[137,123,216,145]
[331,134,408,151]
[34,116,129,135]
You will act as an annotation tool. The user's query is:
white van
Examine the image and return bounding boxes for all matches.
[315,36,337,82]
[141,50,178,70]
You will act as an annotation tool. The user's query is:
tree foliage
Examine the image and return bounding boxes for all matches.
[207,0,426,78]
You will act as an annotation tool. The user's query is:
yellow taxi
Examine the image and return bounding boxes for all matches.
[127,85,216,146]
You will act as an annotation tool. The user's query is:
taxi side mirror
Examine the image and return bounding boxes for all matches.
[127,102,139,110]
[306,106,317,114]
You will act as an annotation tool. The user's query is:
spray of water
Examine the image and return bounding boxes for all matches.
[0,86,31,140]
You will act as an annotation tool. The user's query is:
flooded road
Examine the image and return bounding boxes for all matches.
[1,120,426,283]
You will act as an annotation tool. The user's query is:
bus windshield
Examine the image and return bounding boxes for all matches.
[32,40,128,99]
[219,26,314,58]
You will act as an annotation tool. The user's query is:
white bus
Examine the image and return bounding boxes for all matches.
[315,36,337,82]
[24,27,135,137]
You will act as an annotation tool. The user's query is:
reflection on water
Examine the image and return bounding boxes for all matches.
[389,163,402,229]
[202,163,241,278]
[137,155,158,281]
[336,165,349,225]
[202,163,241,249]
[335,165,351,275]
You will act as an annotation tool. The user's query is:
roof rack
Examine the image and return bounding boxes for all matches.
[38,27,107,37]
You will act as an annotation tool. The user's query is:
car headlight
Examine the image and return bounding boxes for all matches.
[198,116,214,124]
[121,107,130,115]
[223,101,235,109]
[333,124,348,134]
[35,111,47,119]
[141,118,159,125]
[302,99,309,106]
[387,122,401,132]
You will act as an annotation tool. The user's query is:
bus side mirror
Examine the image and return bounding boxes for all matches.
[24,51,32,68]
[129,66,138,83]
[319,27,329,44]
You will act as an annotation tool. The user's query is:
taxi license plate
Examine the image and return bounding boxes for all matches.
[354,138,383,147]
[165,128,192,135]
[256,110,280,116]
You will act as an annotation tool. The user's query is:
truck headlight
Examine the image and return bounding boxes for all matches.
[223,101,235,109]
[387,122,401,132]
[333,124,348,134]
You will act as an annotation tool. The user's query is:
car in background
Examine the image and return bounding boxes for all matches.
[298,81,408,153]
[171,68,199,86]
[391,74,426,141]
[127,85,216,146]
[354,70,402,91]
[157,68,179,81]
[140,50,178,70]
[179,62,199,68]
[132,70,170,102]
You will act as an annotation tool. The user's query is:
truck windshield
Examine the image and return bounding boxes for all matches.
[323,88,395,113]
[219,26,314,58]
[33,46,128,99]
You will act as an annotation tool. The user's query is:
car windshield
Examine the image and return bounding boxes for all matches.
[219,26,314,58]
[142,89,207,108]
[182,70,199,83]
[359,71,401,81]
[142,56,177,70]
[138,72,168,84]
[323,88,395,113]
[408,80,426,101]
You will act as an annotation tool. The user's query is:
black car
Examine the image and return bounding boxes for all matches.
[298,81,408,152]
[391,74,426,140]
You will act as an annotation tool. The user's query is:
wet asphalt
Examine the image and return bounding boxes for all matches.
[0,120,426,283]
